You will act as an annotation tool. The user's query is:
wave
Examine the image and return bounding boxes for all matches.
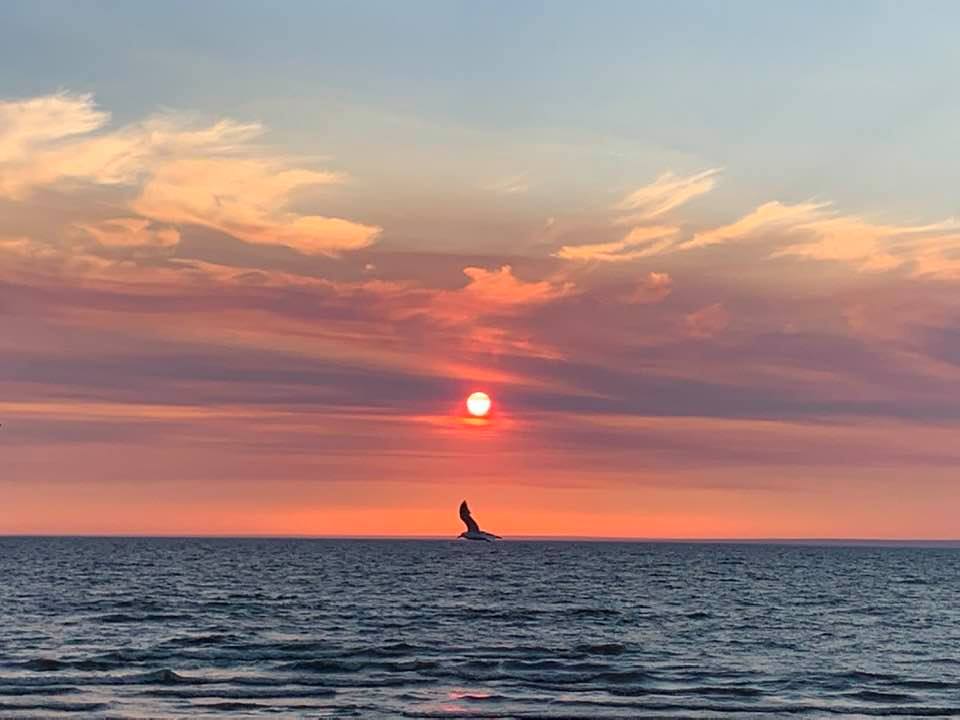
[278,659,440,674]
[96,613,188,624]
[0,686,79,696]
[140,686,335,699]
[10,658,118,672]
[846,689,920,703]
[0,700,109,713]
[4,539,960,717]
[574,642,627,656]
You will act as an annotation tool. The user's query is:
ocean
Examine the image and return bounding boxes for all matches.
[1,537,958,718]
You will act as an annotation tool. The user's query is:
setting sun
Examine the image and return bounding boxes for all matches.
[466,391,492,418]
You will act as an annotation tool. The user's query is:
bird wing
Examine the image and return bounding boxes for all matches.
[459,501,480,533]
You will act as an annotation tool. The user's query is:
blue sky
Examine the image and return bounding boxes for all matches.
[3,1,958,220]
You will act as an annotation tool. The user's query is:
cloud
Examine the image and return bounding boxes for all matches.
[0,92,108,176]
[555,225,677,262]
[132,157,380,254]
[0,234,116,277]
[777,215,960,273]
[614,168,720,224]
[487,174,529,195]
[554,169,718,263]
[675,200,960,274]
[74,218,180,249]
[410,265,578,356]
[621,272,673,304]
[678,201,829,251]
[685,303,730,338]
[0,92,381,255]
[0,231,342,290]
[462,265,571,303]
[0,93,264,198]
[430,265,575,323]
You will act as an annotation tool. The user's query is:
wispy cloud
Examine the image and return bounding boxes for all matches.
[614,168,720,224]
[676,200,960,274]
[554,169,718,262]
[0,92,380,255]
[554,225,677,262]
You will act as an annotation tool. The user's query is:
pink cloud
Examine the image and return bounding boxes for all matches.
[621,271,673,304]
[685,302,730,338]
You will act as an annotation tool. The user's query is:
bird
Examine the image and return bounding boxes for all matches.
[458,500,501,542]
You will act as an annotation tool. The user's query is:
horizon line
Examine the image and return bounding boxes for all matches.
[1,533,959,545]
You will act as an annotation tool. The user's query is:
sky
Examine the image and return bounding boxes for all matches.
[2,1,960,538]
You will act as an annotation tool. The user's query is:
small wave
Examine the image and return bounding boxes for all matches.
[456,609,544,622]
[12,659,65,672]
[575,642,627,656]
[277,659,360,674]
[501,659,611,672]
[278,659,439,674]
[609,684,763,698]
[594,669,654,684]
[338,642,421,658]
[892,678,958,689]
[161,633,237,647]
[453,660,499,671]
[128,669,190,685]
[892,576,930,585]
[7,657,120,672]
[0,700,109,713]
[98,612,188,624]
[562,607,621,618]
[141,687,335,699]
[0,686,78,696]
[847,689,919,703]
[192,701,271,711]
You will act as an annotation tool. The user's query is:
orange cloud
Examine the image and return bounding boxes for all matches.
[0,92,381,255]
[132,157,380,254]
[676,200,960,274]
[74,218,180,249]
[0,92,108,193]
[555,225,677,262]
[444,265,574,313]
[614,168,720,223]
[414,265,576,356]
[554,169,718,263]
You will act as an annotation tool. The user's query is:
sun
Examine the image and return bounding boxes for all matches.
[466,391,492,418]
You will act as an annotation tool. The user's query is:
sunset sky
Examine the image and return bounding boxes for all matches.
[3,1,960,538]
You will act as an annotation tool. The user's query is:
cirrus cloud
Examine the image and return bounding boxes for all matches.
[614,168,720,224]
[554,225,678,262]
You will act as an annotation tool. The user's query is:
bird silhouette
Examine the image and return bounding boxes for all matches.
[458,500,501,542]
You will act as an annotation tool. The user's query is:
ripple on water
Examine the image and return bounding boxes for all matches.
[2,537,959,718]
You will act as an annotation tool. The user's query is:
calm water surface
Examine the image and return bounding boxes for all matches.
[1,538,959,718]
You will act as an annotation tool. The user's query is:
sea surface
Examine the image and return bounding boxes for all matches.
[1,538,959,719]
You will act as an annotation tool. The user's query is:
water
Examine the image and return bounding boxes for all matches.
[1,538,959,719]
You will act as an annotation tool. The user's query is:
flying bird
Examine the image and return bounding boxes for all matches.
[458,500,501,542]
